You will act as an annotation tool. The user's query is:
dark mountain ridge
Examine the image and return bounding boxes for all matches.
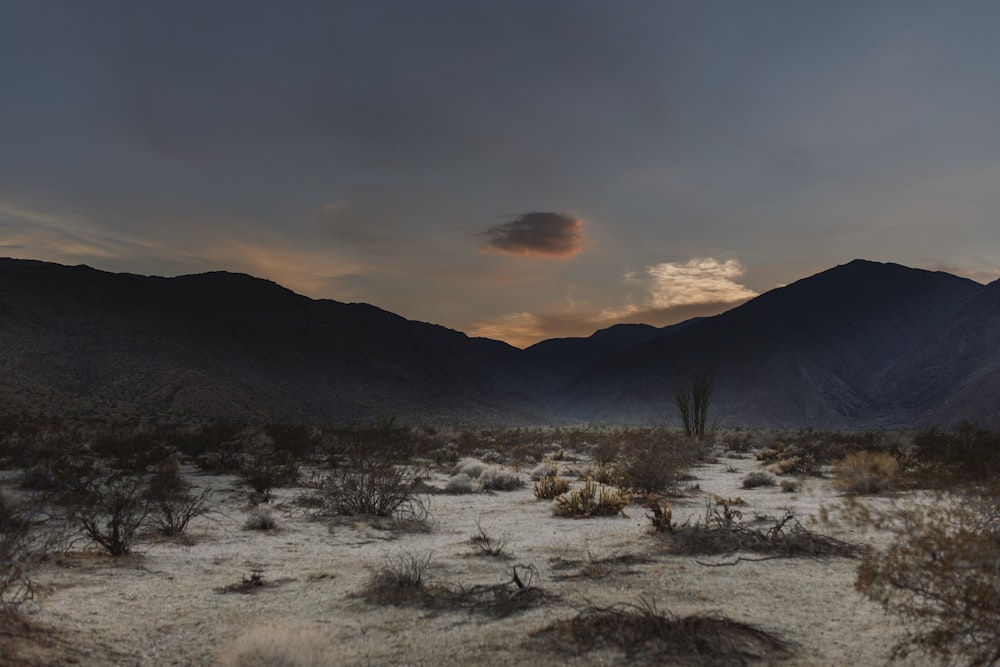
[1,257,996,429]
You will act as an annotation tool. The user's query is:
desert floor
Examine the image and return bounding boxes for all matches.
[5,450,923,666]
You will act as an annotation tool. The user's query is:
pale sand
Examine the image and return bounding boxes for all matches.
[10,453,922,666]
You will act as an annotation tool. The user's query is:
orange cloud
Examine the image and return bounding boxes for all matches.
[481,212,585,258]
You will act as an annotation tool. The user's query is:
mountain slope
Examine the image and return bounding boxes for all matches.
[1,257,996,429]
[0,259,545,424]
[554,260,983,427]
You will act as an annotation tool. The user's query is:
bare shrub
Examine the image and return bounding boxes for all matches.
[0,492,48,606]
[617,430,701,494]
[145,471,213,536]
[742,471,777,489]
[553,479,632,518]
[478,467,523,492]
[359,550,433,605]
[358,556,550,618]
[537,599,789,664]
[469,521,511,559]
[65,472,150,556]
[219,624,328,667]
[833,451,898,495]
[842,486,1000,664]
[243,507,278,531]
[667,501,860,560]
[532,476,570,500]
[323,464,420,517]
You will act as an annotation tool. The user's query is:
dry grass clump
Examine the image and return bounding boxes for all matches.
[357,554,550,618]
[443,474,478,494]
[455,458,487,480]
[833,451,899,494]
[553,479,632,518]
[218,624,328,667]
[535,599,790,665]
[469,521,511,559]
[780,478,800,493]
[741,471,777,489]
[478,466,523,492]
[532,476,571,500]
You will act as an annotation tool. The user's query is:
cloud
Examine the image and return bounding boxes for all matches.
[482,212,585,258]
[644,258,759,307]
[468,257,759,347]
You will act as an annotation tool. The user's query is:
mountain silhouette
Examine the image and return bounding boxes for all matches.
[1,257,995,429]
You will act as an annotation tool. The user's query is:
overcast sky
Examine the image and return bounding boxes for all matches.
[3,1,1000,347]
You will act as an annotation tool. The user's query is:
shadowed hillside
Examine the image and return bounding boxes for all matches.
[1,258,996,428]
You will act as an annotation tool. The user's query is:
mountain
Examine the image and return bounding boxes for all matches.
[553,260,984,428]
[0,259,545,424]
[1,257,997,429]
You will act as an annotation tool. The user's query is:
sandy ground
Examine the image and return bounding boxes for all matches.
[5,452,923,666]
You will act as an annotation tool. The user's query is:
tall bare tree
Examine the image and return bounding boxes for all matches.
[674,371,715,438]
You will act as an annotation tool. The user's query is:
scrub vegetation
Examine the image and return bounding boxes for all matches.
[0,415,997,665]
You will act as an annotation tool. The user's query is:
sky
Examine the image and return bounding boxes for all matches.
[3,1,1000,347]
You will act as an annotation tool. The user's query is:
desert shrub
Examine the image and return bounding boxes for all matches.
[553,479,632,518]
[62,470,149,556]
[718,429,757,453]
[843,486,1000,664]
[145,471,213,536]
[667,501,860,559]
[766,455,821,477]
[742,471,777,489]
[478,466,523,492]
[219,624,328,667]
[442,474,478,495]
[833,450,899,495]
[243,507,278,531]
[537,599,790,664]
[532,476,570,500]
[645,495,674,533]
[322,464,421,517]
[455,458,487,479]
[780,478,800,493]
[509,441,546,463]
[239,447,301,506]
[617,430,702,494]
[358,555,548,618]
[912,424,1000,485]
[0,492,49,606]
[469,521,511,558]
[529,462,558,480]
[360,550,433,605]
